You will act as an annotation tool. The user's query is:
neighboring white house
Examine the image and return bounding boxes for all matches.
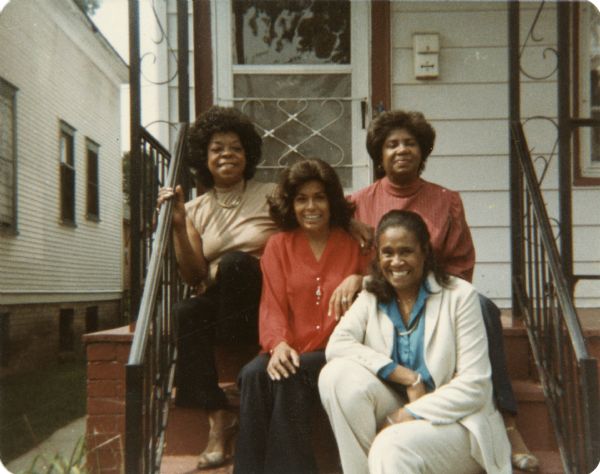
[149,0,600,309]
[0,0,129,375]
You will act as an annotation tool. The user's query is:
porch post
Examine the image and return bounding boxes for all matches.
[508,1,524,318]
[177,0,190,124]
[557,1,574,292]
[128,0,142,322]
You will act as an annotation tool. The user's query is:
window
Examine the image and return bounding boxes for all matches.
[59,308,74,352]
[0,313,9,367]
[575,2,600,181]
[214,0,371,191]
[85,306,99,333]
[0,78,17,231]
[86,139,99,220]
[59,121,76,223]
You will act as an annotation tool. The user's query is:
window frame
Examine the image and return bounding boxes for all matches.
[574,1,600,184]
[85,139,100,221]
[59,121,76,225]
[0,77,18,233]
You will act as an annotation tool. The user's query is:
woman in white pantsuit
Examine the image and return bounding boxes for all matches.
[318,210,511,474]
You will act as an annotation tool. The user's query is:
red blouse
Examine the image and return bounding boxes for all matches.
[350,177,475,282]
[259,227,371,354]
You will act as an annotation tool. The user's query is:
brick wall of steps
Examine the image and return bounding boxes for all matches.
[117,310,600,474]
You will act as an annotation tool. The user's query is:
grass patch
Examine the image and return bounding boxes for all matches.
[0,360,86,462]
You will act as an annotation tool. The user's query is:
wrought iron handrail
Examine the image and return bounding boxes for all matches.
[125,123,188,474]
[511,121,600,474]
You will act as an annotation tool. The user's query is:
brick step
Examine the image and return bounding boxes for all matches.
[514,450,564,474]
[511,379,557,452]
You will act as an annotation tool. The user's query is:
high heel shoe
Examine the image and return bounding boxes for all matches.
[196,412,239,470]
[506,425,539,472]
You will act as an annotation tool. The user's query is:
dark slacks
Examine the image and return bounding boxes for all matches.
[173,251,262,409]
[479,293,518,415]
[234,351,326,474]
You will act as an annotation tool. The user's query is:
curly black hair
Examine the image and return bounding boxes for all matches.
[187,106,262,188]
[366,110,436,178]
[268,158,355,232]
[366,210,449,303]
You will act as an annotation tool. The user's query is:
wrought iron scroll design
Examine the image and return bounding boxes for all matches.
[518,2,561,243]
[519,0,558,81]
[140,0,179,86]
[238,97,348,167]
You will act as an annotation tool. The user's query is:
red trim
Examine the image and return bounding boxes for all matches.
[573,2,600,186]
[193,0,214,116]
[371,0,391,115]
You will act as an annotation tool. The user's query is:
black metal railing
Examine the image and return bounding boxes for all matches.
[511,121,600,474]
[125,123,188,474]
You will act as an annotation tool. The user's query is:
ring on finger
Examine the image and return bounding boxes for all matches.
[341,296,348,303]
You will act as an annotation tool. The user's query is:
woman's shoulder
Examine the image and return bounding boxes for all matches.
[246,179,277,196]
[420,179,461,199]
[184,193,210,214]
[349,179,382,202]
[433,274,477,299]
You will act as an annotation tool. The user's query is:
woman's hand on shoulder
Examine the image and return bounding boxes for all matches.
[157,185,187,228]
[349,219,374,254]
[267,342,300,381]
[328,274,364,321]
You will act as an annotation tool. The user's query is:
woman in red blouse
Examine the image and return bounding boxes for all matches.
[233,158,370,474]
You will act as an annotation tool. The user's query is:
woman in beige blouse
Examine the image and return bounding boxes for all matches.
[157,106,277,469]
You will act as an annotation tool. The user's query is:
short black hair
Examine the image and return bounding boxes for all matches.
[366,110,435,176]
[187,106,262,188]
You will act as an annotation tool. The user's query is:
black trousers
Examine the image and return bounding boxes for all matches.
[480,294,518,415]
[234,351,326,474]
[173,251,262,409]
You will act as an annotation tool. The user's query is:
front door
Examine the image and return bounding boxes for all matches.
[212,0,371,192]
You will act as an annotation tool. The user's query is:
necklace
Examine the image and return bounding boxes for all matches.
[395,298,424,337]
[212,182,245,209]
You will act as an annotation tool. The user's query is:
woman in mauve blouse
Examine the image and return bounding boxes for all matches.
[233,158,370,474]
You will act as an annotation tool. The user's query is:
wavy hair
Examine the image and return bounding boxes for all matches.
[268,158,355,231]
[366,210,449,303]
[187,106,262,188]
[366,110,436,177]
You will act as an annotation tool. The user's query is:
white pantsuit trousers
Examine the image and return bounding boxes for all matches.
[319,358,483,474]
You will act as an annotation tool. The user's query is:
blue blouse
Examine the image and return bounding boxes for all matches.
[376,282,435,392]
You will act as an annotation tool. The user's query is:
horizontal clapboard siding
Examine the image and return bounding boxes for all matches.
[391,1,600,307]
[0,0,127,302]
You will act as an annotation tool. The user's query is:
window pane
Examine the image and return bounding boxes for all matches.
[87,147,99,218]
[234,73,353,185]
[233,0,350,65]
[0,85,15,227]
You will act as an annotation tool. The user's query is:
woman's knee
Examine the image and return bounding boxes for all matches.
[369,426,424,473]
[217,251,259,277]
[238,354,270,387]
[319,359,372,402]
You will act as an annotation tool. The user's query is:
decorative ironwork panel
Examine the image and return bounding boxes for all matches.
[234,73,353,185]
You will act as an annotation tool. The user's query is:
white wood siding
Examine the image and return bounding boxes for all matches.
[391,1,600,307]
[0,0,128,303]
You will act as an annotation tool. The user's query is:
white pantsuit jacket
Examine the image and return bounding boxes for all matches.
[325,274,511,474]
